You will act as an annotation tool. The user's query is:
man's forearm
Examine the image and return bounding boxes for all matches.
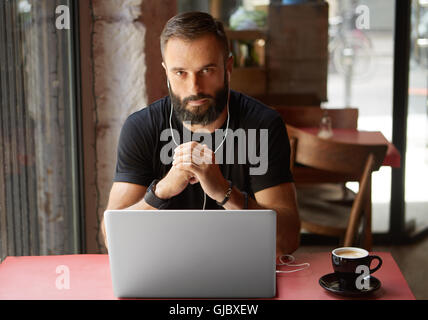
[126,198,157,210]
[125,178,172,210]
[252,199,300,255]
[224,188,299,255]
[275,207,300,255]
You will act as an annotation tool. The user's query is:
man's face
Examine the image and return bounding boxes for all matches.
[162,34,232,126]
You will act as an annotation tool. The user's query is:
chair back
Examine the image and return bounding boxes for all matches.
[275,107,358,129]
[255,93,321,106]
[286,124,387,176]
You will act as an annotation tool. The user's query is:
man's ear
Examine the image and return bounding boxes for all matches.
[162,61,170,87]
[226,54,233,81]
[162,62,171,91]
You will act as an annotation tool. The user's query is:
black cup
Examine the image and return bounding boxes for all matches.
[331,247,382,290]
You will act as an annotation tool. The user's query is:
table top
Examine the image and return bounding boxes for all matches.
[0,252,414,300]
[300,128,401,168]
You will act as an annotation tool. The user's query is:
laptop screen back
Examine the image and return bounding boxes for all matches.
[104,210,277,298]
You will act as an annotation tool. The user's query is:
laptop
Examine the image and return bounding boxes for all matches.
[104,209,277,298]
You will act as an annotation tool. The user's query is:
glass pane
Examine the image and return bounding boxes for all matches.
[406,0,428,229]
[0,0,80,259]
[323,0,396,233]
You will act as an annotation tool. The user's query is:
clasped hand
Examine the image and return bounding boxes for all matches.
[172,141,228,202]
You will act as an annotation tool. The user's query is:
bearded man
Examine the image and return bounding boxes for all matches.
[102,11,300,256]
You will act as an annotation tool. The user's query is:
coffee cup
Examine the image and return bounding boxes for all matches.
[331,247,382,290]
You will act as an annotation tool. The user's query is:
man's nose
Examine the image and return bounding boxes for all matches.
[189,73,203,95]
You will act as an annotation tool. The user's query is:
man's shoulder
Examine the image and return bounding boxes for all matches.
[231,90,282,126]
[127,96,170,124]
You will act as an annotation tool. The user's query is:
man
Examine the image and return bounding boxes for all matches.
[102,11,300,256]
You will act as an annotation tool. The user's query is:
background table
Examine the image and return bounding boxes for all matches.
[0,252,414,300]
[301,128,401,168]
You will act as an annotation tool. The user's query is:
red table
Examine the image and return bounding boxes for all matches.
[301,128,401,168]
[0,252,414,300]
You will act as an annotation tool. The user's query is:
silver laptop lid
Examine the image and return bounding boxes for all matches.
[104,210,277,298]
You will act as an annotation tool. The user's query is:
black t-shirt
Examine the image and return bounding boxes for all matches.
[113,90,293,209]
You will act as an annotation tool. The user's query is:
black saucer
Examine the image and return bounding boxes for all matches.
[319,273,381,297]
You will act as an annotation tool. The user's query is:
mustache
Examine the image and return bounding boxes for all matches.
[182,93,214,105]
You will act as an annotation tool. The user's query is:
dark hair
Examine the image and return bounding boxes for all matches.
[160,11,230,63]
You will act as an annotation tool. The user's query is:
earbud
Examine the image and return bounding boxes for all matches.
[167,80,171,90]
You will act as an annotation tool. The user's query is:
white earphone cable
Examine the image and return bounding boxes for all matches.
[168,81,230,210]
[166,83,308,273]
[169,90,230,153]
[276,255,310,273]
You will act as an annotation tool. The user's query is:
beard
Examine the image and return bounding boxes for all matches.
[169,73,229,126]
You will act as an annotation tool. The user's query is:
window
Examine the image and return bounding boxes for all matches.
[0,0,83,261]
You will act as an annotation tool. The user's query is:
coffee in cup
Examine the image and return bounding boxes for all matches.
[334,249,366,258]
[331,247,382,290]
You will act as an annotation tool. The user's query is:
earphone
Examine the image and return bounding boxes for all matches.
[166,81,309,274]
[167,80,230,209]
[276,255,310,273]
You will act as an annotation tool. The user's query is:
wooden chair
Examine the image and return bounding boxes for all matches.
[273,106,359,129]
[276,106,359,202]
[286,124,387,250]
[254,93,321,107]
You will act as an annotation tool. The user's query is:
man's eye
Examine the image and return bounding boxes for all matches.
[201,68,211,74]
[175,71,184,76]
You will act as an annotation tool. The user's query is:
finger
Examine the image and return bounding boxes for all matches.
[201,144,215,163]
[174,161,201,174]
[174,141,203,157]
[175,146,213,165]
[175,142,211,153]
[172,164,199,183]
[173,153,192,164]
[173,153,213,166]
[173,152,201,164]
[174,145,201,158]
[192,144,213,165]
[174,141,200,152]
[189,176,199,184]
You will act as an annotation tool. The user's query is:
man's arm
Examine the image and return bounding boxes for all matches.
[101,182,153,250]
[102,163,198,250]
[173,142,300,255]
[254,183,300,256]
[223,182,300,256]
